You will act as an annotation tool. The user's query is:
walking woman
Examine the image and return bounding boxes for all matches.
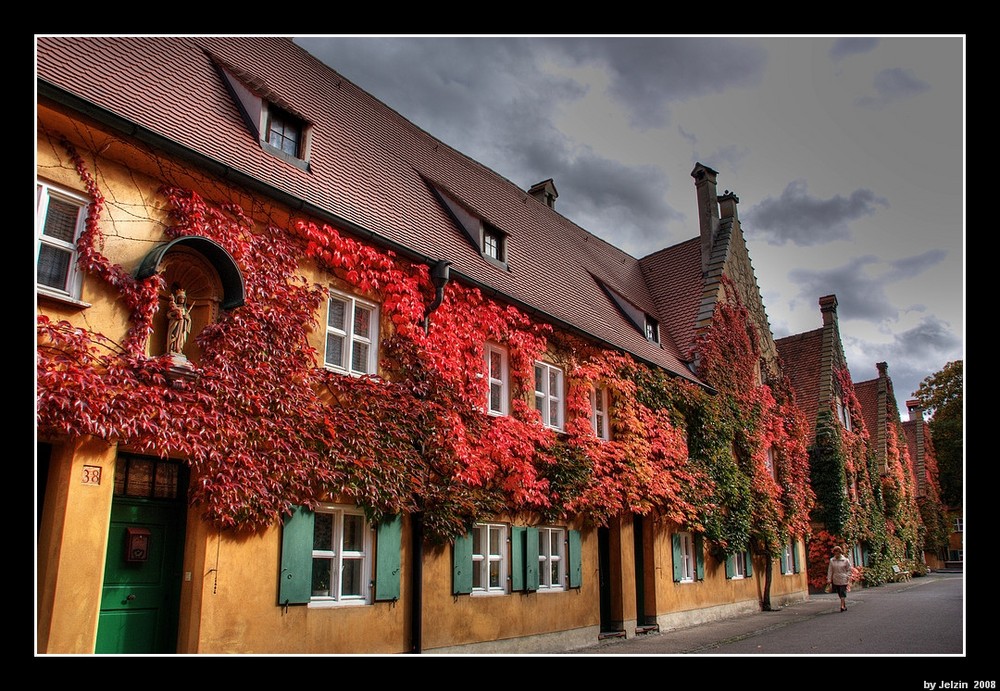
[827,545,853,612]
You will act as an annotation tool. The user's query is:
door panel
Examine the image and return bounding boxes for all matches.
[96,499,184,653]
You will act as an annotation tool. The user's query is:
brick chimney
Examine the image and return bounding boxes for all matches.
[691,162,720,273]
[907,399,926,496]
[528,179,558,209]
[820,294,838,327]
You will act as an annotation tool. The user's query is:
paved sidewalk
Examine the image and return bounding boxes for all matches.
[562,575,943,655]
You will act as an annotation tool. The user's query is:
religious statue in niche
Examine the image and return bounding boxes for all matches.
[166,287,193,355]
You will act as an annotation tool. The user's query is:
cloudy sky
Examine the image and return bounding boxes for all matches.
[294,35,965,418]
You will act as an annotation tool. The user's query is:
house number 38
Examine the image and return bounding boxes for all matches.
[82,465,102,486]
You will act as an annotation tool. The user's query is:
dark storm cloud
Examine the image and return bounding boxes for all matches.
[855,67,931,109]
[829,37,879,62]
[844,315,963,400]
[745,180,889,245]
[549,37,768,129]
[788,248,948,325]
[293,36,696,254]
[789,256,895,322]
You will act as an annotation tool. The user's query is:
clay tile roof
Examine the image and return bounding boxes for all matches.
[37,36,702,385]
[638,238,703,360]
[775,328,824,440]
[854,379,880,436]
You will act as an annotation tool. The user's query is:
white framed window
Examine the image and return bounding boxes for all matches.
[644,316,659,343]
[733,551,748,578]
[325,290,379,375]
[310,504,372,605]
[781,541,796,575]
[765,447,776,480]
[678,532,695,583]
[485,343,509,416]
[537,527,566,591]
[534,361,564,430]
[471,522,508,595]
[837,399,852,431]
[954,517,963,532]
[851,543,864,568]
[36,181,87,300]
[591,386,610,440]
[265,105,303,158]
[481,223,505,264]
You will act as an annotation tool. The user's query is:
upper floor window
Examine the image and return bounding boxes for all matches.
[765,447,777,480]
[471,522,508,595]
[954,517,963,532]
[325,290,379,376]
[483,225,504,262]
[265,105,303,158]
[534,361,565,431]
[537,527,566,591]
[837,398,852,431]
[485,343,509,416]
[644,316,659,343]
[591,386,610,440]
[310,504,372,605]
[36,182,87,300]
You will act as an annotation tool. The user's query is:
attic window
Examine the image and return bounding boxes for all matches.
[483,225,505,263]
[265,105,302,158]
[644,316,660,343]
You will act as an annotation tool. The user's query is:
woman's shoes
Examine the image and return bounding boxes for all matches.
[840,605,846,612]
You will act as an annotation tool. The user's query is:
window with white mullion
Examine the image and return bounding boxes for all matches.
[36,182,87,298]
[325,291,379,376]
[591,386,609,440]
[311,506,371,603]
[472,523,507,594]
[537,527,566,590]
[680,533,695,582]
[734,550,747,578]
[485,344,509,416]
[534,361,564,430]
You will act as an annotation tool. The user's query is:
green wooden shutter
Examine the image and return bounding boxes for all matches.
[725,554,734,578]
[745,550,753,576]
[526,527,539,591]
[694,534,705,581]
[279,505,314,606]
[568,529,582,588]
[511,527,525,592]
[374,514,402,601]
[791,539,801,573]
[453,532,472,595]
[671,534,682,582]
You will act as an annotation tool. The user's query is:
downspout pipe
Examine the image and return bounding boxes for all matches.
[410,510,423,653]
[423,259,452,334]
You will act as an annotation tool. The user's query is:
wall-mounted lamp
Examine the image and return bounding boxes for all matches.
[423,259,452,334]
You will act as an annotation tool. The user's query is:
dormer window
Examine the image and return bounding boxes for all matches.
[213,59,311,170]
[483,226,503,262]
[644,316,659,343]
[426,181,508,270]
[265,105,302,158]
[479,222,506,268]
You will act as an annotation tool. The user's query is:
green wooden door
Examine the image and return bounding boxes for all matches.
[95,497,185,653]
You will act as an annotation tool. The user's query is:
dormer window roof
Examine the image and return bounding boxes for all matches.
[212,56,312,171]
[596,277,661,345]
[427,181,508,270]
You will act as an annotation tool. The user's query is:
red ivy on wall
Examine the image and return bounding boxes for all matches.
[36,140,812,547]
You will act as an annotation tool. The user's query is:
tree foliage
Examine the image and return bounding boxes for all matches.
[915,360,963,507]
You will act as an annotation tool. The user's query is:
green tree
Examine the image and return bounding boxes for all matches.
[915,360,963,508]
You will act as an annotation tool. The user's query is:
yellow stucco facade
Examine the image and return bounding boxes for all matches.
[36,98,810,656]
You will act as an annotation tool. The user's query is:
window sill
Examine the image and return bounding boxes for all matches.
[470,590,508,597]
[36,287,91,309]
[307,598,370,608]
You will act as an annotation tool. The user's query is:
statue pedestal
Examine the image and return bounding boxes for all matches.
[166,353,198,385]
